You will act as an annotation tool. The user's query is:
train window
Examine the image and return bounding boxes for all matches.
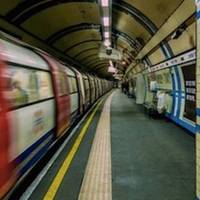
[5,66,53,108]
[68,78,73,94]
[58,71,68,96]
[68,77,77,94]
[71,77,78,93]
[7,66,36,107]
[36,71,53,99]
[84,79,89,90]
[91,80,94,89]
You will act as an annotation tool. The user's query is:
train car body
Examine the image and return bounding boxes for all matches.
[0,38,56,196]
[0,34,112,198]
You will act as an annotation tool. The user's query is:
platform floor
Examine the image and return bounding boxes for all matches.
[19,90,195,200]
[111,91,195,200]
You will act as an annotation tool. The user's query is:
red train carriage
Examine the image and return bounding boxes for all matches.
[0,32,112,198]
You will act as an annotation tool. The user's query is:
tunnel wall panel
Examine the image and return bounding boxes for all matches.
[168,22,196,56]
[148,48,165,65]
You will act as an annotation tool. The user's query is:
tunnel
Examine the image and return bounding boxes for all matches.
[0,0,198,199]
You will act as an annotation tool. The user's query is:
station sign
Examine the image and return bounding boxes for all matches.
[149,49,196,73]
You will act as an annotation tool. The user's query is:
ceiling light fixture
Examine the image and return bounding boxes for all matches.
[104,39,111,47]
[101,0,109,7]
[109,60,113,67]
[99,0,113,52]
[122,61,126,65]
[104,32,109,38]
[108,65,116,73]
[103,17,109,26]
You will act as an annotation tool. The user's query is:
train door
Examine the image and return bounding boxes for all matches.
[88,75,95,104]
[65,67,79,120]
[102,80,106,94]
[94,78,99,99]
[83,74,90,110]
[98,79,102,96]
[86,74,94,106]
[87,75,92,105]
[41,54,70,137]
[73,69,85,114]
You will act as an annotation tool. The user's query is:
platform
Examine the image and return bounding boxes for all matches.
[18,90,195,200]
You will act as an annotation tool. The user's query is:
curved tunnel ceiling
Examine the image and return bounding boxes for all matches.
[0,0,184,78]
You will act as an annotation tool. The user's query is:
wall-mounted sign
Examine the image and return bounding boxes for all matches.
[182,63,196,122]
[149,49,196,73]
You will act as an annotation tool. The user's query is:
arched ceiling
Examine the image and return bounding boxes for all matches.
[0,0,184,78]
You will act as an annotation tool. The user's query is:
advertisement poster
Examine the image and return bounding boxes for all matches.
[182,63,196,122]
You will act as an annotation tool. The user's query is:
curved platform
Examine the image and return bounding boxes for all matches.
[16,90,195,200]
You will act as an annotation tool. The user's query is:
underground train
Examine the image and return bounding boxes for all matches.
[0,33,112,198]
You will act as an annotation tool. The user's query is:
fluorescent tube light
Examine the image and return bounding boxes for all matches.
[101,0,109,7]
[104,32,109,38]
[104,39,111,47]
[103,17,109,26]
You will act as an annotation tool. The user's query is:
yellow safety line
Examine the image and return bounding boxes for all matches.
[43,99,104,200]
[78,92,114,200]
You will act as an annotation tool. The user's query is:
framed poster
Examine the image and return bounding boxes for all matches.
[182,62,196,122]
